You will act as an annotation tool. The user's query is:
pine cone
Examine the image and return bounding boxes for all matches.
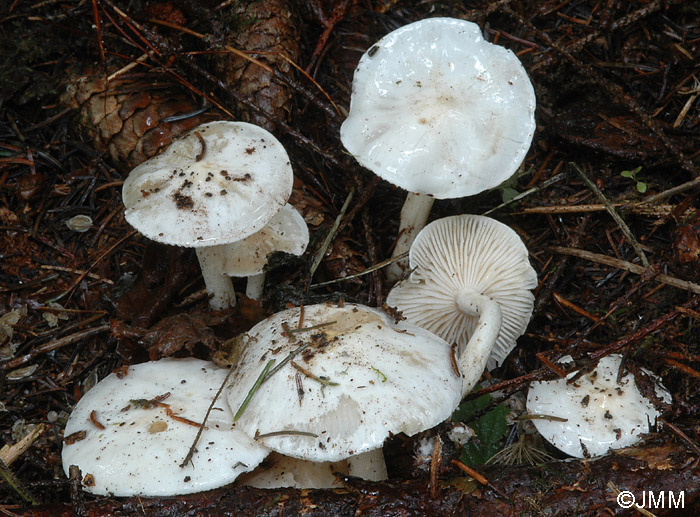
[60,70,214,171]
[210,0,301,129]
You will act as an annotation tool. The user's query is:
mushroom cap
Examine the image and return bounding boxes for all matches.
[526,354,672,458]
[122,121,293,247]
[220,203,309,277]
[340,17,536,199]
[386,214,537,369]
[61,358,268,496]
[226,303,462,462]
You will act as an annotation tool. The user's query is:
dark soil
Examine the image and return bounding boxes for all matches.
[1,1,699,515]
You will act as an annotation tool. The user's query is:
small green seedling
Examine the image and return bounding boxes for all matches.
[620,166,647,193]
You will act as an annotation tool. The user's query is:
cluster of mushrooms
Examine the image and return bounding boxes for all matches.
[62,18,671,497]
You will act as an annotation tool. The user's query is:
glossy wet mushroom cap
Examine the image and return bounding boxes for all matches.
[340,18,536,279]
[122,121,292,247]
[341,17,536,199]
[61,358,269,496]
[207,203,309,300]
[121,121,294,308]
[526,354,672,458]
[226,303,462,463]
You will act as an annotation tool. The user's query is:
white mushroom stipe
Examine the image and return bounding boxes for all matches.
[340,18,536,280]
[61,358,268,496]
[387,215,537,397]
[245,273,266,300]
[122,121,293,309]
[195,246,235,309]
[388,193,435,280]
[226,303,462,464]
[526,354,672,458]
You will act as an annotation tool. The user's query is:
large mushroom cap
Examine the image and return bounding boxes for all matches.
[226,303,462,462]
[526,354,672,458]
[61,358,268,496]
[122,121,293,247]
[387,214,537,370]
[340,17,536,199]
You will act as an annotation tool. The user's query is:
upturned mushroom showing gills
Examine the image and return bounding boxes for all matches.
[340,18,536,281]
[122,121,293,309]
[226,303,462,476]
[386,215,537,397]
[526,354,672,458]
[61,358,269,496]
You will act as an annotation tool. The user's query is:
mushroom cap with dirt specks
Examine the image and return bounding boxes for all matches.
[122,121,293,247]
[386,214,537,370]
[526,354,672,458]
[61,358,268,496]
[340,18,536,199]
[226,303,462,462]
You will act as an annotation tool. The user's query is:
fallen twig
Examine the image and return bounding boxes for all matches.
[571,163,649,267]
[0,325,110,371]
[549,246,700,295]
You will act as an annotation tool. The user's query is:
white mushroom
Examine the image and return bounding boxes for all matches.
[226,303,462,475]
[122,121,293,309]
[61,358,269,496]
[526,354,672,458]
[340,18,536,280]
[386,215,537,396]
[197,203,308,301]
[237,449,386,489]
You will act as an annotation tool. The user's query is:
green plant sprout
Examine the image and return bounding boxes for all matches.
[620,166,647,193]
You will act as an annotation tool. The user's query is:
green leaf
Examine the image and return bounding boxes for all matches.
[620,170,635,179]
[451,386,491,422]
[452,386,510,466]
[636,182,647,193]
[500,186,520,204]
[459,404,509,466]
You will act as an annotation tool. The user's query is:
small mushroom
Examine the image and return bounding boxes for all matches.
[237,449,386,489]
[226,302,462,475]
[340,18,536,280]
[196,203,309,301]
[526,354,672,458]
[61,358,269,496]
[386,215,537,396]
[122,121,293,309]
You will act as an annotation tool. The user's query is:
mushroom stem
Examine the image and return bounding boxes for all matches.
[456,290,502,397]
[386,192,435,283]
[246,272,266,300]
[347,448,388,481]
[196,246,236,309]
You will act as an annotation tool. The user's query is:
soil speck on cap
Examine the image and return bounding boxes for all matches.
[173,192,194,209]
